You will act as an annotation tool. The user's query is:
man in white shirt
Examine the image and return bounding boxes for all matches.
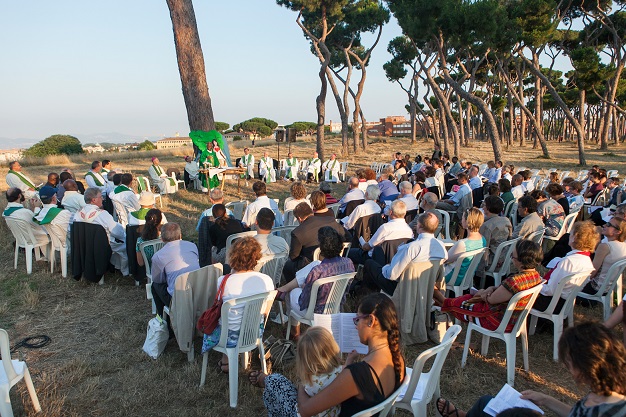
[6,161,39,199]
[84,161,108,194]
[241,181,283,228]
[259,151,276,183]
[306,151,322,183]
[284,152,298,181]
[490,161,503,183]
[338,177,365,215]
[511,174,525,199]
[342,184,381,230]
[521,170,535,194]
[3,188,50,254]
[74,188,128,277]
[468,165,482,190]
[397,181,419,211]
[322,153,341,183]
[348,200,413,265]
[149,157,177,195]
[437,173,472,211]
[60,180,86,215]
[254,208,289,256]
[362,212,447,295]
[111,173,140,213]
[238,148,255,180]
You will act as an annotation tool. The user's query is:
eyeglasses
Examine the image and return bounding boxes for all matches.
[604,222,620,231]
[353,314,369,326]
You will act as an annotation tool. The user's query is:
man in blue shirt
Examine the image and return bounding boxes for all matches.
[437,173,471,211]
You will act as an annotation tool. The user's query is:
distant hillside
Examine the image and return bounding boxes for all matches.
[0,132,162,150]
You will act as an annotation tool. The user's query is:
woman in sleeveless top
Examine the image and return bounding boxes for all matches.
[581,217,626,295]
[251,293,405,417]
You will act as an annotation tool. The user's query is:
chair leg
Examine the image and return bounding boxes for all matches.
[259,340,268,374]
[187,345,194,363]
[227,349,240,408]
[461,327,472,368]
[278,302,285,325]
[505,334,517,387]
[553,318,562,362]
[528,314,538,336]
[603,296,611,321]
[14,244,19,270]
[199,352,208,387]
[26,246,33,274]
[50,248,56,274]
[61,247,68,278]
[0,385,14,417]
[23,366,41,412]
[285,316,292,339]
[480,335,491,356]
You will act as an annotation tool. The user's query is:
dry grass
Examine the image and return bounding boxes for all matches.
[1,137,625,416]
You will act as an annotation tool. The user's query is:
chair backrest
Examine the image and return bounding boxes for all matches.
[312,242,352,261]
[435,209,451,240]
[540,272,591,317]
[486,237,521,275]
[225,201,247,221]
[0,328,19,383]
[217,290,277,350]
[302,273,356,319]
[225,230,257,263]
[271,225,298,246]
[592,188,610,206]
[42,223,67,249]
[136,176,150,193]
[339,161,349,173]
[558,211,579,237]
[456,191,473,219]
[4,217,40,247]
[447,247,487,293]
[397,325,462,409]
[503,199,516,218]
[256,254,288,286]
[590,258,626,297]
[283,209,299,226]
[526,227,546,245]
[327,203,341,217]
[495,283,543,335]
[139,238,166,278]
[352,374,411,417]
[112,199,129,227]
[508,202,519,228]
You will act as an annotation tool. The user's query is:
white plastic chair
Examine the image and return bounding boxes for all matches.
[4,217,50,275]
[285,273,356,338]
[508,202,519,228]
[577,259,626,320]
[171,171,185,190]
[526,227,546,246]
[503,199,516,218]
[224,231,257,263]
[444,248,487,298]
[312,242,351,261]
[0,329,41,417]
[42,223,68,278]
[283,209,299,226]
[393,325,462,417]
[461,284,543,386]
[224,200,248,221]
[140,239,166,313]
[353,374,410,417]
[327,203,341,217]
[136,176,162,208]
[298,160,309,179]
[543,211,577,244]
[256,253,289,324]
[338,162,349,182]
[271,225,298,247]
[112,199,129,228]
[529,272,590,361]
[199,290,277,408]
[482,237,521,288]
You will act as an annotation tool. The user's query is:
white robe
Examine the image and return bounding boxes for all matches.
[284,158,298,180]
[6,172,38,198]
[259,157,276,183]
[322,159,341,182]
[239,154,255,179]
[307,158,322,180]
[148,165,177,194]
[85,171,108,194]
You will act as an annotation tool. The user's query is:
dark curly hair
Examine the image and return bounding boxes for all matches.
[514,239,543,270]
[229,237,262,272]
[141,209,162,241]
[558,322,626,396]
[358,293,405,385]
[317,226,343,259]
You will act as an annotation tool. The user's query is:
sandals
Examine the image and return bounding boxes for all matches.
[436,398,460,417]
[248,370,266,388]
[217,360,229,374]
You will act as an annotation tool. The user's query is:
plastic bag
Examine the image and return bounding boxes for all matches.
[142,315,169,359]
[428,310,450,344]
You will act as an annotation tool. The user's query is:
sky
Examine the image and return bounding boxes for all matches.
[0,1,408,147]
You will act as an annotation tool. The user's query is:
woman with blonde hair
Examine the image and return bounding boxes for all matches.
[581,217,626,296]
[441,208,486,288]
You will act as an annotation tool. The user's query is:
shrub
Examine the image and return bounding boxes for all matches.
[23,134,83,157]
[233,136,242,141]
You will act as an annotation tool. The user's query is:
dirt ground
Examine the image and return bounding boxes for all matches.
[1,136,624,416]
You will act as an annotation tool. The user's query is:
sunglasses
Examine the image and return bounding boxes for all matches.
[353,314,369,326]
[604,222,620,231]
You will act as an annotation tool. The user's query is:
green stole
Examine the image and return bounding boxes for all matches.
[286,158,297,179]
[241,154,252,178]
[130,207,150,220]
[152,164,175,187]
[86,171,104,187]
[114,185,132,194]
[263,157,273,183]
[137,177,149,193]
[8,170,37,190]
[310,158,320,178]
[33,207,62,225]
[3,206,23,216]
[327,159,337,180]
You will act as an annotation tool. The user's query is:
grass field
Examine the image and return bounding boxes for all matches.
[1,136,624,417]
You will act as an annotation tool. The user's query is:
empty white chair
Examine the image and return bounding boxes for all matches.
[0,329,41,417]
[577,259,626,320]
[529,272,590,361]
[526,227,546,246]
[271,225,298,247]
[393,325,462,416]
[112,199,129,228]
[199,290,277,408]
[461,284,543,386]
[338,161,349,182]
[42,223,69,278]
[482,237,521,288]
[4,217,50,275]
[353,374,410,417]
[285,273,356,338]
[171,171,185,190]
[283,209,299,226]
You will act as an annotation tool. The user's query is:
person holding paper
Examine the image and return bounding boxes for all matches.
[275,226,354,339]
[252,293,406,417]
[437,322,626,417]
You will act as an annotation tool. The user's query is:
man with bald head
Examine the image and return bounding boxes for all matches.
[60,179,86,214]
[362,212,448,295]
[337,176,365,216]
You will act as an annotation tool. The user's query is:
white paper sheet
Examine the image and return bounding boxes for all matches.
[313,313,368,354]
[484,384,544,416]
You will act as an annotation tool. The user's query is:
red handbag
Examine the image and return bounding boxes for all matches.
[197,274,231,335]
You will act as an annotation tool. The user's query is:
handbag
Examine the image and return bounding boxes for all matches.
[428,309,450,344]
[263,335,296,369]
[197,274,231,335]
[142,315,169,359]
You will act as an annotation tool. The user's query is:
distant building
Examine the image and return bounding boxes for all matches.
[83,143,106,153]
[327,121,342,134]
[367,116,428,137]
[223,132,256,141]
[155,137,192,150]
[0,149,23,162]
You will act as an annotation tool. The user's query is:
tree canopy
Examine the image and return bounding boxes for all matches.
[138,140,156,151]
[214,121,230,132]
[23,134,83,157]
[233,117,278,138]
